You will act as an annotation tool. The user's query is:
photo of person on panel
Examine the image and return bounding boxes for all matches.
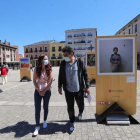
[98,38,134,75]
[87,53,95,67]
[110,47,121,72]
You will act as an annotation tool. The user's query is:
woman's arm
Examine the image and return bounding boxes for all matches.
[33,67,39,91]
[42,71,53,93]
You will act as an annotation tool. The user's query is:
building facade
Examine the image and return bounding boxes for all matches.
[115,14,140,65]
[49,41,65,66]
[0,40,19,67]
[65,28,97,62]
[23,40,54,66]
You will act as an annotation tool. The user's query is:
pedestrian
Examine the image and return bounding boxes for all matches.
[58,46,90,132]
[30,63,33,71]
[32,54,53,136]
[1,65,8,85]
[5,63,9,74]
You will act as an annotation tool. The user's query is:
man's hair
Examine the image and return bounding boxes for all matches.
[62,46,74,55]
[113,47,118,51]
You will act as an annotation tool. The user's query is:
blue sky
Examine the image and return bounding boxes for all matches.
[0,0,140,54]
[20,58,29,64]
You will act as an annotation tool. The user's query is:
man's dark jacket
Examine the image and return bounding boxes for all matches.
[58,58,90,91]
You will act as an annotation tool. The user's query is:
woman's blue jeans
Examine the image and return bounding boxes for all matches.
[34,89,51,126]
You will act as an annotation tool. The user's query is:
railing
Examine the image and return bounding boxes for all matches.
[51,56,56,59]
[35,57,38,59]
[25,51,28,53]
[30,51,33,53]
[34,50,38,52]
[74,48,86,50]
[58,56,62,59]
[88,34,92,36]
[39,50,43,52]
[30,57,33,60]
[68,35,72,38]
[74,34,85,37]
[58,49,62,51]
[68,42,72,44]
[88,41,92,43]
[74,41,85,44]
[44,50,48,52]
[52,50,55,52]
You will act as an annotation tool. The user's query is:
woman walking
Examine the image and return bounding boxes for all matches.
[33,54,53,136]
[1,65,8,85]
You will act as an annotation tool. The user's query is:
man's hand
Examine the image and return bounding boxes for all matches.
[58,88,62,95]
[85,88,90,94]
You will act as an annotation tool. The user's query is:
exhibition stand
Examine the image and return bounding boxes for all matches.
[95,35,139,124]
[20,58,31,82]
[85,52,96,86]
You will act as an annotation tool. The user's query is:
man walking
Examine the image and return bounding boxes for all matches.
[58,46,90,132]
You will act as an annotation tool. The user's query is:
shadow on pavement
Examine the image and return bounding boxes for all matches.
[0,121,70,138]
[52,118,96,123]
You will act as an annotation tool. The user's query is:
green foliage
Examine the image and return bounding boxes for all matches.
[30,60,35,67]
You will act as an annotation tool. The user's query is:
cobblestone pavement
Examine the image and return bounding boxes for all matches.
[0,67,140,140]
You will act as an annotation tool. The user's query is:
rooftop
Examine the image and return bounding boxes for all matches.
[115,14,140,35]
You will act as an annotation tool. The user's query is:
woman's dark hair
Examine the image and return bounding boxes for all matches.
[62,46,74,55]
[36,54,52,79]
[113,47,118,51]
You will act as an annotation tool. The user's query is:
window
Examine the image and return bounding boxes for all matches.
[52,47,55,52]
[59,53,62,56]
[45,47,48,52]
[88,32,92,36]
[6,55,9,58]
[129,29,131,34]
[26,55,28,57]
[135,24,137,33]
[52,54,55,57]
[123,32,125,35]
[58,46,62,51]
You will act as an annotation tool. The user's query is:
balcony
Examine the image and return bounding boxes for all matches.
[88,34,92,36]
[30,57,33,60]
[52,50,55,52]
[58,56,62,59]
[44,50,48,52]
[88,41,92,43]
[34,50,38,52]
[39,50,43,52]
[25,51,28,53]
[51,56,56,59]
[68,35,72,38]
[68,42,72,44]
[30,51,33,53]
[58,49,62,51]
[74,48,86,50]
[74,34,85,37]
[35,57,38,59]
[74,41,85,44]
[88,46,94,50]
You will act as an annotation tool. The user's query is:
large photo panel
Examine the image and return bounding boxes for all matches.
[97,37,135,75]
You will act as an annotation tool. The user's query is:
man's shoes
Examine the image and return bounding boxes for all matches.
[32,126,40,137]
[78,113,82,120]
[43,121,47,128]
[70,122,75,132]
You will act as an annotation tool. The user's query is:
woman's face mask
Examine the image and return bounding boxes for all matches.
[44,60,49,65]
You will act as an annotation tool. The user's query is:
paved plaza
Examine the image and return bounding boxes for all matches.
[0,67,140,140]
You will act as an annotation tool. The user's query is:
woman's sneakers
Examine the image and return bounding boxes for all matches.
[70,122,75,132]
[32,126,40,137]
[43,121,47,128]
[78,113,82,120]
